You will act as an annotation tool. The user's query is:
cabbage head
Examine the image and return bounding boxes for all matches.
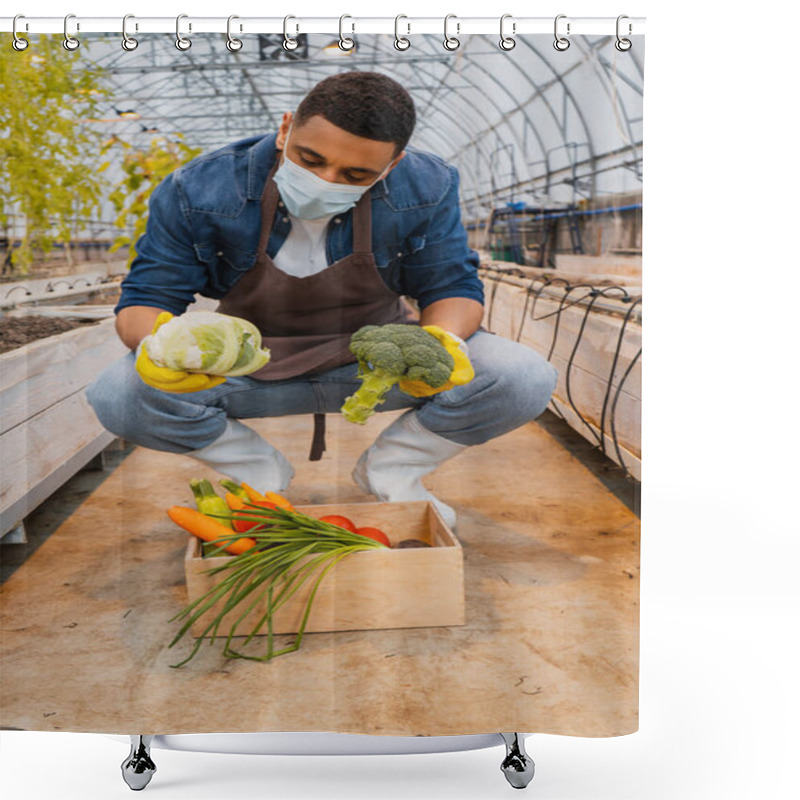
[145,312,270,376]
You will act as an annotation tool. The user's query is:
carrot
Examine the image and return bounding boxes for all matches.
[224,492,276,533]
[167,506,256,555]
[264,491,295,511]
[241,482,267,502]
[240,483,294,511]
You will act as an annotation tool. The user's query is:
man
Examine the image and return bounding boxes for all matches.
[87,72,557,528]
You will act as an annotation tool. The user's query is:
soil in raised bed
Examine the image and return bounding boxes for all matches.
[0,315,100,354]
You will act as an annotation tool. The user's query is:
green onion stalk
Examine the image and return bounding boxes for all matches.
[168,505,388,667]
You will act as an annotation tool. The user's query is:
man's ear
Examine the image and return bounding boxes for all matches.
[386,149,406,175]
[275,111,294,150]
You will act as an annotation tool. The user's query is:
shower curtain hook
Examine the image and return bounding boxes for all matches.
[443,14,460,51]
[63,14,80,51]
[226,15,243,52]
[12,15,29,51]
[121,15,138,51]
[553,14,570,51]
[175,14,192,51]
[499,14,516,50]
[282,15,299,51]
[615,15,632,51]
[339,14,355,51]
[394,15,411,51]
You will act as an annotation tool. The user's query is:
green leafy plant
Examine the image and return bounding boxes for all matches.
[107,135,201,268]
[0,35,110,274]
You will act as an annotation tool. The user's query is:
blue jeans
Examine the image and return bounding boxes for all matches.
[85,331,557,453]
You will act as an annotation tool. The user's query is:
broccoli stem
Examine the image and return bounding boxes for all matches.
[341,368,400,424]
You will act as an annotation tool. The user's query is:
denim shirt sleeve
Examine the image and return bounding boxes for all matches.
[400,165,484,311]
[115,172,209,315]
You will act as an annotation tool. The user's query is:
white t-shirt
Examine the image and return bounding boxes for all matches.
[272,212,335,278]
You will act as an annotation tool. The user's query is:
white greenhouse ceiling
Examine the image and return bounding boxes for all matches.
[74,32,643,216]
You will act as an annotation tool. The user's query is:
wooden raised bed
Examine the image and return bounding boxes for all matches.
[481,267,641,480]
[0,316,127,539]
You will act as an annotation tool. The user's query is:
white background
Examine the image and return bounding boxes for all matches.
[2,1,799,798]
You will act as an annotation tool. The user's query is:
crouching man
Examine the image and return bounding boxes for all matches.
[86,71,557,529]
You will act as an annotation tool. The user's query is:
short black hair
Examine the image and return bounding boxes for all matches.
[294,72,416,156]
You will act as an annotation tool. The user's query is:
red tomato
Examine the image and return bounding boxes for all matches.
[318,514,358,533]
[355,526,391,547]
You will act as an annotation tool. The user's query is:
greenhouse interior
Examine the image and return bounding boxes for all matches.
[1,25,643,788]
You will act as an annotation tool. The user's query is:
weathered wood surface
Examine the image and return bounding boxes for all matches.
[555,253,642,278]
[478,257,641,289]
[0,412,639,737]
[482,273,641,479]
[4,304,118,320]
[0,318,127,535]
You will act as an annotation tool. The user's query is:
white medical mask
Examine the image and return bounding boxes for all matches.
[274,128,393,220]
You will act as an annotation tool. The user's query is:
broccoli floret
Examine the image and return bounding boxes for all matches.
[341,324,455,424]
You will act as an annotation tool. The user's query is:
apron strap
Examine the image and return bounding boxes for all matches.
[257,163,281,255]
[310,413,327,461]
[352,189,372,255]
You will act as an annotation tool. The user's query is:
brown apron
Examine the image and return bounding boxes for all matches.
[217,164,413,458]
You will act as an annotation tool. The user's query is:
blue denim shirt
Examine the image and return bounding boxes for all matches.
[116,132,484,315]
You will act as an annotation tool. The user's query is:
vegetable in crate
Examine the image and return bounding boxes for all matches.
[140,311,270,378]
[190,478,234,557]
[190,479,232,528]
[224,492,271,533]
[341,324,474,424]
[167,504,389,667]
[167,506,257,555]
[318,514,358,533]
[355,526,391,547]
[220,479,295,512]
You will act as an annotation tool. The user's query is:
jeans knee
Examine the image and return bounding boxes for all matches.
[494,350,556,421]
[85,354,139,437]
[523,357,558,419]
[445,338,557,424]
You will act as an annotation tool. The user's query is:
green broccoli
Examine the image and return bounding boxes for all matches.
[341,324,455,424]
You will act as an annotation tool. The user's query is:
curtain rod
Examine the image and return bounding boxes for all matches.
[1,16,646,37]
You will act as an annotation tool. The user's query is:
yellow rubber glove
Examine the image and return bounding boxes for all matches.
[135,311,228,393]
[398,324,475,398]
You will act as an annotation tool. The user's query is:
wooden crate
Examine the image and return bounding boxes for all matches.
[183,500,465,637]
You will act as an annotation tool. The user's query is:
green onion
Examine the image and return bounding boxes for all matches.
[168,505,387,667]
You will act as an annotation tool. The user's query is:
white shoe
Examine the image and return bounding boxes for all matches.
[185,418,294,492]
[352,410,467,530]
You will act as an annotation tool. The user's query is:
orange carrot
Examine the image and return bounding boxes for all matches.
[264,491,295,511]
[240,482,267,502]
[224,493,275,533]
[224,492,246,510]
[239,483,294,511]
[167,506,256,555]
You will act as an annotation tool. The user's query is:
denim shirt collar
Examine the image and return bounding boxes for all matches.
[246,131,390,203]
